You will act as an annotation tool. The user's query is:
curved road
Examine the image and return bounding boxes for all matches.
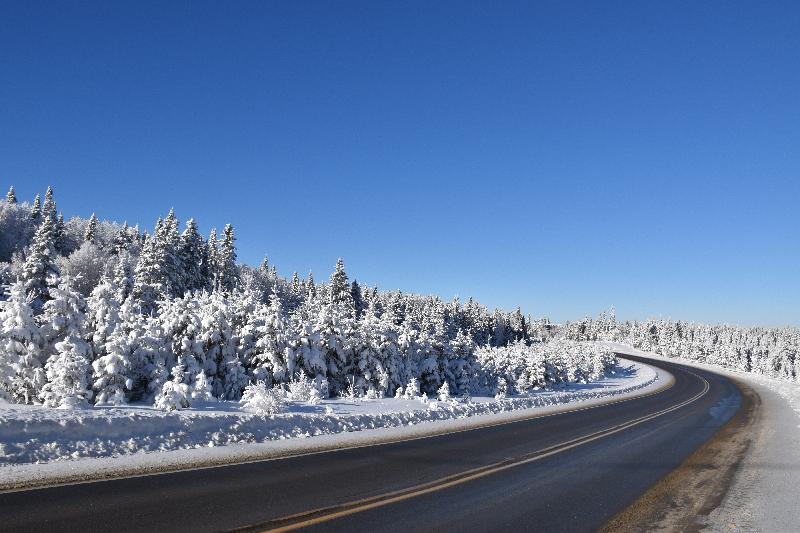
[0,355,744,532]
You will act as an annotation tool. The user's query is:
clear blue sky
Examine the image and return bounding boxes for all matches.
[2,1,799,325]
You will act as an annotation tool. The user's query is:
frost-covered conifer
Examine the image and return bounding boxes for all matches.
[216,224,238,292]
[39,277,92,408]
[494,377,508,400]
[437,381,451,402]
[84,213,98,243]
[30,194,41,220]
[21,213,59,309]
[42,186,57,223]
[154,365,191,411]
[403,376,420,399]
[191,371,214,402]
[0,281,44,403]
[5,186,16,204]
[179,218,208,293]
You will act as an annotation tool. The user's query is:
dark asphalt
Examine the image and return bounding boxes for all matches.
[0,355,743,533]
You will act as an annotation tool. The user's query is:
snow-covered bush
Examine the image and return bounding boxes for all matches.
[240,381,285,415]
[494,377,508,400]
[287,370,321,404]
[154,366,192,411]
[403,377,420,399]
[191,372,214,402]
[437,381,451,402]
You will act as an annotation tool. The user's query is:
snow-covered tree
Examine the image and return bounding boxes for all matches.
[84,213,98,243]
[179,218,208,293]
[0,281,44,403]
[6,186,16,204]
[216,224,238,292]
[21,213,59,310]
[39,278,92,408]
[154,365,191,411]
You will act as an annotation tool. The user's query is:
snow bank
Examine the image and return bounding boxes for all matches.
[0,359,662,488]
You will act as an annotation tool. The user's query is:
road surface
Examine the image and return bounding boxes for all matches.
[0,355,745,532]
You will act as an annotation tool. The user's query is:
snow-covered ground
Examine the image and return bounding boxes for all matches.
[604,343,800,532]
[0,358,662,490]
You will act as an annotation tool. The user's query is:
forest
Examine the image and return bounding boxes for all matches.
[0,186,612,410]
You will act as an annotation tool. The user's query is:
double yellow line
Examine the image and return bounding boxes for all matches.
[244,370,709,533]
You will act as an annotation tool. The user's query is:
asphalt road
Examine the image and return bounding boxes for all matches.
[0,355,744,532]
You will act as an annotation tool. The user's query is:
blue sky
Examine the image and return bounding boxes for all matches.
[2,1,799,325]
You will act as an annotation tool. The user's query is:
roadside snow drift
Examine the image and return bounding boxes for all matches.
[0,358,659,469]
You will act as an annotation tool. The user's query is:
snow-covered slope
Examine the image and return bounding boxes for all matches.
[0,358,662,489]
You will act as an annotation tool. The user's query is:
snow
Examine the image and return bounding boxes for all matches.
[604,343,800,532]
[0,358,662,489]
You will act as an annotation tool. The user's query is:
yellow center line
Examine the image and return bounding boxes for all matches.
[242,370,709,533]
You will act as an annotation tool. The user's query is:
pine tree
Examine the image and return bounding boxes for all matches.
[306,272,317,298]
[84,213,98,243]
[206,228,219,289]
[216,224,239,292]
[112,222,134,256]
[112,254,134,302]
[21,213,59,310]
[42,186,56,222]
[251,296,291,383]
[6,186,17,204]
[133,225,165,313]
[30,194,41,220]
[39,278,92,408]
[351,280,365,318]
[0,281,44,403]
[53,213,66,253]
[153,365,191,411]
[329,258,352,309]
[179,218,208,293]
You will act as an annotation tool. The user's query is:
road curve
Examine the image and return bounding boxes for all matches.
[0,355,745,533]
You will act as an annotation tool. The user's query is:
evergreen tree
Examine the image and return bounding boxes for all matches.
[216,224,238,292]
[53,213,66,253]
[39,277,92,408]
[351,280,365,318]
[84,213,98,243]
[30,193,41,220]
[0,281,44,403]
[112,222,134,255]
[206,228,219,289]
[112,254,134,302]
[179,218,208,293]
[6,186,17,204]
[42,186,57,222]
[329,258,352,309]
[21,212,59,310]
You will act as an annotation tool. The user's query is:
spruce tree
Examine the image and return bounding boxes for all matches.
[216,224,239,292]
[206,228,219,289]
[21,213,59,310]
[84,213,98,243]
[0,281,44,403]
[30,193,41,220]
[42,186,57,222]
[6,186,16,204]
[351,280,365,318]
[39,277,93,408]
[53,213,66,253]
[179,218,207,293]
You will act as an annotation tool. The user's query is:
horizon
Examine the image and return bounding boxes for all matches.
[3,1,799,326]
